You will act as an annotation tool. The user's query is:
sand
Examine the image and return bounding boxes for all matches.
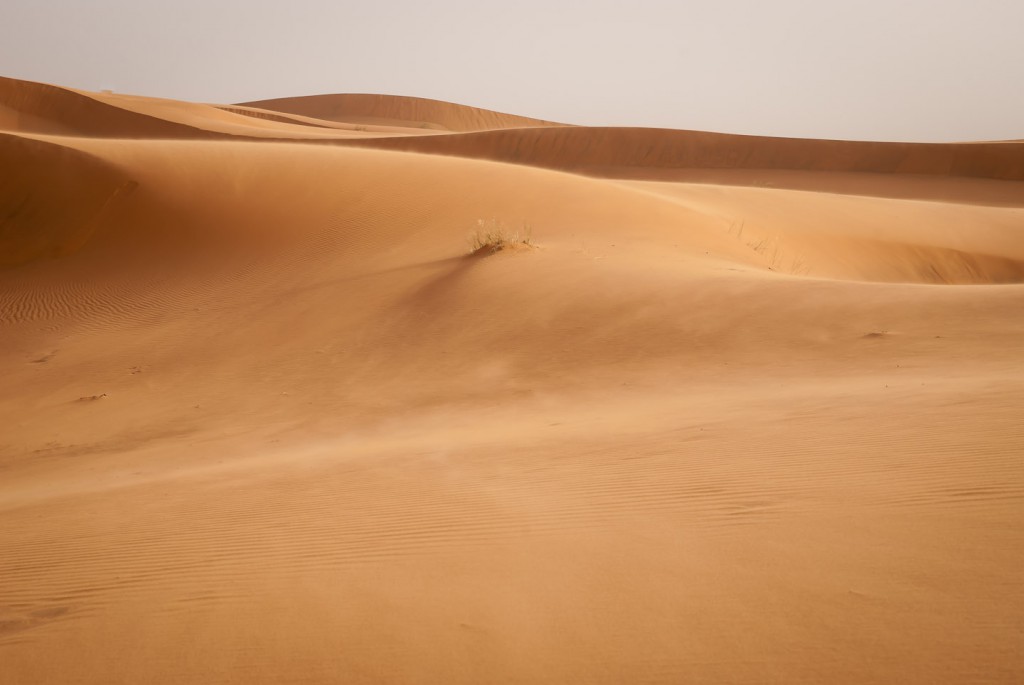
[1,74,1022,684]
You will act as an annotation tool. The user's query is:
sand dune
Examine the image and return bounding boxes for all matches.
[0,77,416,140]
[339,125,1024,181]
[215,103,438,136]
[1,77,1022,684]
[240,92,566,131]
[0,76,225,139]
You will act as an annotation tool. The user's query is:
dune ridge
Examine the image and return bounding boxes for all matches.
[336,125,1024,181]
[1,76,1022,684]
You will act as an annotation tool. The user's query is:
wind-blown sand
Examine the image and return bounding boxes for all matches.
[1,75,1022,684]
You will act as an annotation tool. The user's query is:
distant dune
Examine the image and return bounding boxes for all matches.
[1,76,1022,685]
[239,92,567,131]
[339,125,1024,181]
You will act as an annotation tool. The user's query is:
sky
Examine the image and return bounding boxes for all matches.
[2,0,1022,142]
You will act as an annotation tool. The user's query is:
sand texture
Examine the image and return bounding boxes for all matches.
[1,75,1023,684]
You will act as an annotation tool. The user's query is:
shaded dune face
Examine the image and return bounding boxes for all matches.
[1,77,1023,685]
[0,133,136,265]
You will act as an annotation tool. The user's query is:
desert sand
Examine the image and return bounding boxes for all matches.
[1,74,1022,683]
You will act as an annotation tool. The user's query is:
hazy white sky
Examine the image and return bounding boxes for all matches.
[2,0,1022,141]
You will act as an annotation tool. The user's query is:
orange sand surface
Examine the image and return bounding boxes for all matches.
[1,75,1022,683]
